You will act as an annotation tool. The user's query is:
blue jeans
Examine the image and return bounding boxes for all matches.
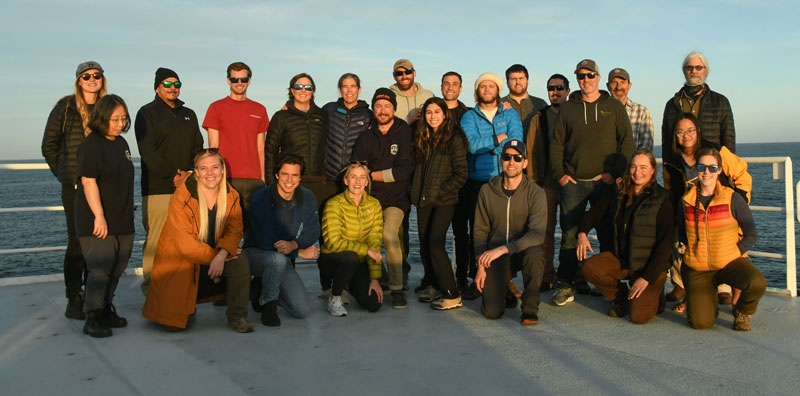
[245,248,310,319]
[557,179,613,284]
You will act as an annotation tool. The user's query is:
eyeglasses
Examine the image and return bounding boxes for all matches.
[394,69,414,77]
[676,128,697,138]
[547,85,566,91]
[576,73,598,80]
[229,77,250,83]
[696,163,719,173]
[195,148,220,156]
[80,73,103,81]
[292,84,313,91]
[162,81,182,89]
[110,116,128,125]
[501,153,524,163]
[684,65,706,72]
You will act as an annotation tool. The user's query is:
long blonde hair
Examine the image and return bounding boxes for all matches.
[194,150,228,243]
[74,74,107,137]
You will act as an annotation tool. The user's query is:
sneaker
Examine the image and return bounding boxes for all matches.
[460,282,482,301]
[732,309,751,331]
[718,292,733,306]
[260,300,280,327]
[391,291,408,309]
[508,280,522,299]
[228,318,255,333]
[431,297,462,310]
[666,284,685,302]
[520,313,539,326]
[100,303,127,328]
[83,310,112,338]
[328,295,348,317]
[414,281,431,294]
[251,277,264,312]
[318,288,331,299]
[65,293,86,320]
[418,286,442,303]
[550,285,575,306]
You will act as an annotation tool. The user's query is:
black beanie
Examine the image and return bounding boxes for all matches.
[372,88,397,110]
[154,67,180,90]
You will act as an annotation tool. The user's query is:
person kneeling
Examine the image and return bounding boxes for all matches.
[142,149,254,333]
[580,150,673,324]
[244,154,320,327]
[474,140,547,325]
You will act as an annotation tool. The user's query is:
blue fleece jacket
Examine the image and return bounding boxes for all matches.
[460,106,523,181]
[243,184,320,259]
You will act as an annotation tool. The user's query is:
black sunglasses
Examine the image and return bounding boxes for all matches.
[195,148,220,156]
[501,153,524,163]
[80,72,103,81]
[547,85,566,91]
[162,81,182,89]
[696,163,719,173]
[684,65,706,72]
[576,73,598,80]
[229,77,250,83]
[394,69,414,77]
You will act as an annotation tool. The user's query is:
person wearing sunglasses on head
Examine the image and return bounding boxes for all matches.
[473,139,547,325]
[606,68,654,151]
[678,147,764,331]
[523,73,570,293]
[389,59,433,124]
[662,51,735,167]
[42,61,107,320]
[203,62,269,235]
[265,73,333,211]
[663,113,751,312]
[135,67,204,295]
[549,59,634,307]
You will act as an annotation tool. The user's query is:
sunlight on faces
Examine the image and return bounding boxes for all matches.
[107,105,127,139]
[441,75,462,101]
[339,77,361,107]
[607,77,631,103]
[547,77,569,105]
[629,154,655,188]
[684,56,708,86]
[291,77,313,107]
[345,166,368,197]
[675,118,698,153]
[424,102,445,131]
[507,72,528,96]
[393,67,415,91]
[697,154,720,190]
[78,68,103,95]
[228,69,250,96]
[156,77,180,103]
[501,149,527,178]
[577,68,600,95]
[478,81,499,104]
[373,100,395,125]
[275,163,301,198]
[195,155,224,191]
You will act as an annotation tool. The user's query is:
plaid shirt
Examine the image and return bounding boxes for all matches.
[625,99,654,151]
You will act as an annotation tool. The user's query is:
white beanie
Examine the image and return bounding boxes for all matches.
[474,72,503,92]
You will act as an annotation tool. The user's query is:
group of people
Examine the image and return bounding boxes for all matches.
[41,52,767,338]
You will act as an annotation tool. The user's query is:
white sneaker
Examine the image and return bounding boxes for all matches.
[328,295,347,317]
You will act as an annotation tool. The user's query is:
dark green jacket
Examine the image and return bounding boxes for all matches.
[410,132,467,207]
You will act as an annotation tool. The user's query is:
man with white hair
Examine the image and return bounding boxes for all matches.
[662,51,735,165]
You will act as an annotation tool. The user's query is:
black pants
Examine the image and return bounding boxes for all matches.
[318,251,382,312]
[453,180,485,283]
[79,234,133,312]
[62,183,86,298]
[229,177,265,235]
[417,205,458,298]
[481,246,544,319]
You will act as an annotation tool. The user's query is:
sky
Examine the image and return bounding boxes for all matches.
[1,0,799,160]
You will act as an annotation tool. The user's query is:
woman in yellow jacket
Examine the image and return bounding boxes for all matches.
[319,163,384,316]
[680,147,765,331]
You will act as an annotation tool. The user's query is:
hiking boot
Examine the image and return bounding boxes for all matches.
[83,310,112,338]
[414,280,431,293]
[65,292,86,320]
[718,292,733,306]
[508,280,523,299]
[550,285,575,306]
[505,289,518,308]
[251,277,264,312]
[520,313,539,326]
[431,297,462,310]
[608,301,628,318]
[418,286,442,303]
[328,295,348,317]
[260,300,280,327]
[732,309,751,331]
[100,303,127,328]
[460,282,481,301]
[666,284,685,302]
[228,318,255,333]
[391,291,407,309]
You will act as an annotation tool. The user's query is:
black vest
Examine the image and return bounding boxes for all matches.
[614,184,669,275]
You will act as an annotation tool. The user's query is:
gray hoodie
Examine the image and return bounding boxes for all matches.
[473,173,547,257]
[390,82,434,122]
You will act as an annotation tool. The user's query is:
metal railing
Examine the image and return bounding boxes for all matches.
[1,159,797,296]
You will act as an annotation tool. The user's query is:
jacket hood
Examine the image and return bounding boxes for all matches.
[368,116,408,136]
[567,89,612,104]
[567,90,613,125]
[486,173,533,197]
[390,82,423,97]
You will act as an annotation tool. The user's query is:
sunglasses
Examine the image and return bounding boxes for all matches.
[547,85,566,92]
[195,147,220,156]
[676,128,697,138]
[501,153,524,163]
[229,77,250,83]
[684,65,706,72]
[292,84,313,91]
[696,163,719,173]
[394,69,414,77]
[80,72,103,81]
[576,73,598,80]
[162,81,182,89]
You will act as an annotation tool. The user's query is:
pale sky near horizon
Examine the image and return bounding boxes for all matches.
[1,0,798,160]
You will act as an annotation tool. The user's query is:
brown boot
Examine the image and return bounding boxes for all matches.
[666,284,685,302]
[732,309,751,331]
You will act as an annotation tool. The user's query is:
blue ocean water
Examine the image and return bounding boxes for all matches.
[2,143,799,292]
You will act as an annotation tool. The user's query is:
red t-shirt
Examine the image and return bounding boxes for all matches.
[203,97,269,179]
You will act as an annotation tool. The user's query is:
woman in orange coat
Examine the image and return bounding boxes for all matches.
[143,149,253,333]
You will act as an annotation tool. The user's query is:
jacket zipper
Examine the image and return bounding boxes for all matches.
[505,195,511,243]
[703,202,711,270]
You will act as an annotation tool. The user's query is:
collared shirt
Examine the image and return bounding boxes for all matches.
[624,99,654,151]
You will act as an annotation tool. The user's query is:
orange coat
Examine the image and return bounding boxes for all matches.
[142,177,242,328]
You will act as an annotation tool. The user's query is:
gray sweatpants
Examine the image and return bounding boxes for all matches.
[79,234,133,312]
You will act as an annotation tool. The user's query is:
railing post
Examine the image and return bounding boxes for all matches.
[784,158,796,297]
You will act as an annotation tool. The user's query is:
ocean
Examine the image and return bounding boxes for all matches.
[2,142,799,292]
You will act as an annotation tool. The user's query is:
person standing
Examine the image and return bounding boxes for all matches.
[135,67,204,295]
[606,67,654,151]
[502,64,548,133]
[389,59,434,123]
[42,61,107,319]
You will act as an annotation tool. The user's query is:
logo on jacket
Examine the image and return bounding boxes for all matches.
[125,150,131,161]
[184,116,191,121]
[390,144,398,155]
[600,110,612,116]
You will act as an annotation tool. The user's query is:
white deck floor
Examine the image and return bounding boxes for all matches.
[1,265,798,396]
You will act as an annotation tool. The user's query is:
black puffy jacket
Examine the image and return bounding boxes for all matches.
[410,132,468,207]
[322,99,372,180]
[41,95,86,185]
[265,101,328,182]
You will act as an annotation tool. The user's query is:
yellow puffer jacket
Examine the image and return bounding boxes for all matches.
[321,191,384,279]
[683,181,742,271]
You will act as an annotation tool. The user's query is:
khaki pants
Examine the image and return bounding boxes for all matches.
[382,207,405,291]
[141,194,172,295]
[671,250,732,294]
[222,254,251,322]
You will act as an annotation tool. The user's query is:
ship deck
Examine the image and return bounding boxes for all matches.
[1,264,798,396]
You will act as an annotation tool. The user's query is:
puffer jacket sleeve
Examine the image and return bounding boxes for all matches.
[462,111,495,155]
[718,95,735,154]
[720,147,751,203]
[438,133,468,200]
[264,111,284,185]
[42,98,67,177]
[494,110,523,155]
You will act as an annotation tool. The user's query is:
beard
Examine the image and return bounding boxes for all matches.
[686,75,706,87]
[478,94,498,106]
